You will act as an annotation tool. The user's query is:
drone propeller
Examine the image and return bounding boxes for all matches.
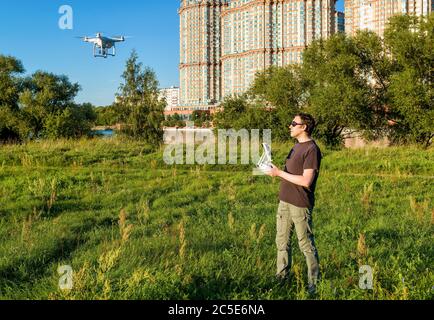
[111,35,133,39]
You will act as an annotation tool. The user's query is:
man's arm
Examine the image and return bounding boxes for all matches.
[267,165,316,190]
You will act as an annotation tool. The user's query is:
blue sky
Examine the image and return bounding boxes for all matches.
[1,0,344,106]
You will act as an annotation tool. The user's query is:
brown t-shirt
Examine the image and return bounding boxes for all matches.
[279,140,322,209]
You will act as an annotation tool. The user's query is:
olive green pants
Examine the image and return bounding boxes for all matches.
[276,201,320,286]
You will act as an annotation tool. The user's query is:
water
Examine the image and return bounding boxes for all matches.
[93,129,115,137]
[92,128,214,141]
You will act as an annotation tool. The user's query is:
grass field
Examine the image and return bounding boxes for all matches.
[0,137,432,300]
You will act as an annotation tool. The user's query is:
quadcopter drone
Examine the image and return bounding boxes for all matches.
[77,33,130,58]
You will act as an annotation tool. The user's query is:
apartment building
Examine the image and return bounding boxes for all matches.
[345,0,433,37]
[179,0,338,114]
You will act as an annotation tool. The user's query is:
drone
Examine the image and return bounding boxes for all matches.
[77,33,130,58]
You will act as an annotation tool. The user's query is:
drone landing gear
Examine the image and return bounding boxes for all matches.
[93,44,116,58]
[105,46,116,57]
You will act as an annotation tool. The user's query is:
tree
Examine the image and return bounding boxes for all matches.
[213,95,275,135]
[162,114,174,127]
[301,33,380,147]
[95,104,121,126]
[250,65,304,111]
[19,71,81,139]
[384,14,434,147]
[352,30,395,140]
[0,55,25,142]
[43,103,96,139]
[116,50,165,146]
[0,55,24,110]
[0,107,21,143]
[192,110,211,127]
[213,95,249,130]
[250,65,305,141]
[172,113,181,121]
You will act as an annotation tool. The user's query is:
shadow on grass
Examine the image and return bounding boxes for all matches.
[0,216,109,291]
[370,228,402,242]
[179,273,296,299]
[0,236,84,289]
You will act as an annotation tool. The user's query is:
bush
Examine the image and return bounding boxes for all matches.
[43,104,96,139]
[0,106,21,143]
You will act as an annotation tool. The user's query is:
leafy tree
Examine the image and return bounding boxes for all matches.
[43,103,96,139]
[214,16,433,148]
[192,110,211,127]
[19,71,81,139]
[163,114,175,127]
[213,95,249,130]
[95,104,121,126]
[0,55,24,110]
[0,55,25,142]
[250,65,305,111]
[172,113,181,121]
[162,113,187,128]
[175,120,186,128]
[384,14,434,147]
[301,33,379,147]
[0,107,21,143]
[352,30,396,140]
[250,65,305,141]
[213,95,275,135]
[116,50,165,146]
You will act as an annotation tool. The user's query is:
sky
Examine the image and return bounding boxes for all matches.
[1,0,344,106]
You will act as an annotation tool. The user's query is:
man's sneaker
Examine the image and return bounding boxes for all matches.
[275,274,292,286]
[307,284,317,297]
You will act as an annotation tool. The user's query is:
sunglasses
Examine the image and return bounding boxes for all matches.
[290,121,304,127]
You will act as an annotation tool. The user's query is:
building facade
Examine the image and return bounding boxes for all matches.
[179,0,338,114]
[335,10,345,33]
[221,0,337,97]
[179,0,227,113]
[345,0,433,37]
[159,86,180,111]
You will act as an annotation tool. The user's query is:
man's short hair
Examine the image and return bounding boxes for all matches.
[295,113,316,135]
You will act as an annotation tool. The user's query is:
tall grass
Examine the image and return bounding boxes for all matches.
[0,137,432,300]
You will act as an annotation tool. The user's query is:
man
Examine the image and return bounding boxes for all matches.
[266,113,322,295]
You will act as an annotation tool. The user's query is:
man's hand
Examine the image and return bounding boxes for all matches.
[266,164,316,189]
[266,164,281,177]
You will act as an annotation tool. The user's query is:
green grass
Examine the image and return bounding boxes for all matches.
[0,137,432,300]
